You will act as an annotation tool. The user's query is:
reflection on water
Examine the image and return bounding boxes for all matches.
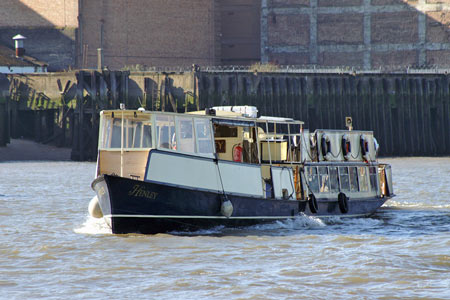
[0,158,449,299]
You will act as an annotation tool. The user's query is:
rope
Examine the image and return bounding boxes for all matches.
[350,139,362,159]
[327,144,342,159]
[281,166,295,199]
[215,158,229,203]
[300,133,315,161]
[300,167,317,201]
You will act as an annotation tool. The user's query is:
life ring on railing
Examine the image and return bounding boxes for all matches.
[360,135,370,161]
[232,144,243,162]
[320,134,331,160]
[308,193,318,214]
[341,134,351,160]
[338,192,349,214]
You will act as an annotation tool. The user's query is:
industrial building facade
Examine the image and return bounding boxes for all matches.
[0,0,448,71]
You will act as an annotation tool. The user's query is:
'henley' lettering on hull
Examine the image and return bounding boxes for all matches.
[128,185,158,200]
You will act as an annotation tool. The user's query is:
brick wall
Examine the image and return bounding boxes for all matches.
[79,0,219,69]
[2,0,449,70]
[0,0,219,70]
[262,0,450,69]
[0,0,78,28]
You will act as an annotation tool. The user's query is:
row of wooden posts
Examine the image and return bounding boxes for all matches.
[1,69,449,159]
[197,72,450,157]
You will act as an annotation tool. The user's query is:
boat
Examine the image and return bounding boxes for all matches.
[89,105,394,234]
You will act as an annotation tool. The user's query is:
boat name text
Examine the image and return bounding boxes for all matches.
[128,185,158,199]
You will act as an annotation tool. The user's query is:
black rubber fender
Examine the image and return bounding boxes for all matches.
[308,193,318,214]
[338,192,349,214]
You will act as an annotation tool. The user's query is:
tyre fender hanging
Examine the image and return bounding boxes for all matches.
[338,192,349,214]
[308,193,318,214]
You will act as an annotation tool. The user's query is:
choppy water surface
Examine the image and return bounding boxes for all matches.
[0,158,449,299]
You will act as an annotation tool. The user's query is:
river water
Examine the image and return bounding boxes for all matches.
[0,158,449,299]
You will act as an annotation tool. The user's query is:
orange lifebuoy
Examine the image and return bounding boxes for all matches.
[233,145,243,162]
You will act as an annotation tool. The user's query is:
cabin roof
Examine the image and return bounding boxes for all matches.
[100,109,304,125]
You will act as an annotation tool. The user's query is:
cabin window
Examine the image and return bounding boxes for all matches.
[369,167,378,192]
[156,115,176,150]
[339,167,350,191]
[141,124,152,148]
[99,118,109,148]
[306,166,319,193]
[109,119,122,148]
[318,166,329,193]
[329,166,339,192]
[214,125,238,137]
[194,118,214,154]
[176,117,195,153]
[349,167,359,192]
[127,120,152,148]
[101,117,152,149]
[358,167,369,192]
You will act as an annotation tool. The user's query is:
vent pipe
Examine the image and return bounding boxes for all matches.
[97,48,103,71]
[13,34,26,57]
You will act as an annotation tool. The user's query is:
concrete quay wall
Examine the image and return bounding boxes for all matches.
[1,69,449,158]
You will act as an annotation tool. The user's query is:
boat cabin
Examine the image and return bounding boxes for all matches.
[96,107,393,204]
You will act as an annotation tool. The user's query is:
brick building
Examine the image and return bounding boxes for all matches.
[0,0,448,70]
[263,0,450,69]
[78,0,260,69]
[0,0,78,71]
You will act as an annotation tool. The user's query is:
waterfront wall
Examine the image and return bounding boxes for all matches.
[197,69,450,157]
[1,69,449,159]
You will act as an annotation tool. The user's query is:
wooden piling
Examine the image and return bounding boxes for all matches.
[3,69,450,159]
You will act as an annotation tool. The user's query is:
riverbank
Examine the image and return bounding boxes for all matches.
[0,139,71,161]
